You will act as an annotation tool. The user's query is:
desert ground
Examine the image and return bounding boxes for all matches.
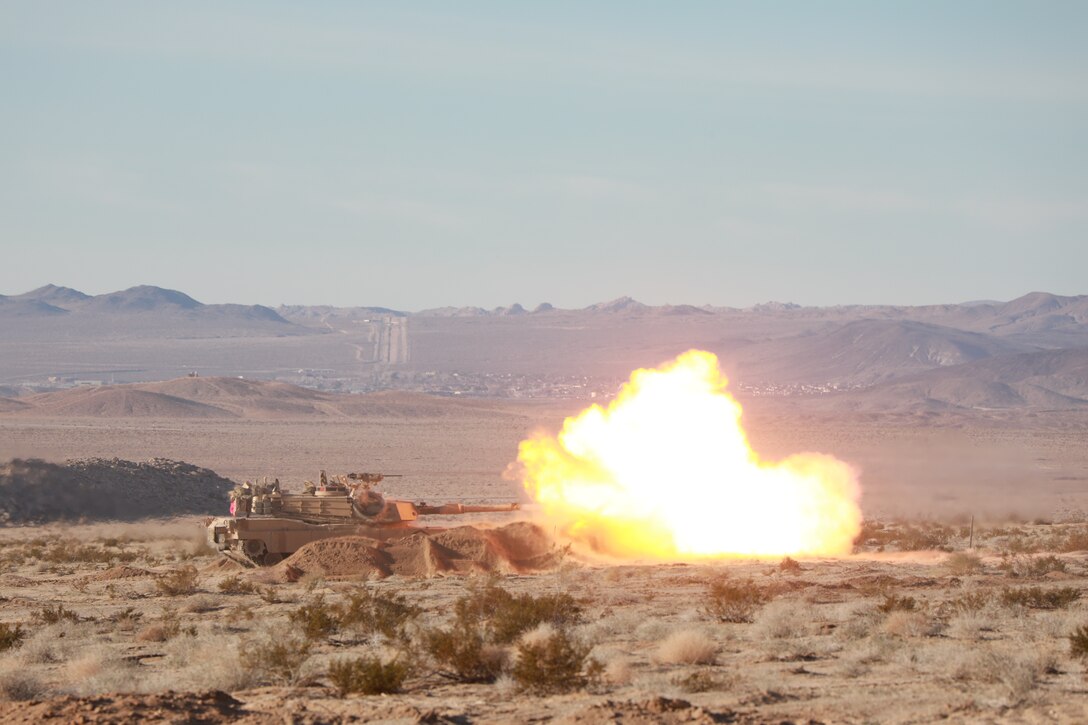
[2,398,1088,723]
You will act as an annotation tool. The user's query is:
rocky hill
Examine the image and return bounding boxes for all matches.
[0,457,235,523]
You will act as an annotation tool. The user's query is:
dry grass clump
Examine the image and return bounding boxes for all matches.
[704,578,770,623]
[0,667,47,702]
[603,657,632,685]
[751,600,813,640]
[1056,527,1088,552]
[778,556,803,574]
[107,606,143,629]
[945,610,995,641]
[1000,586,1081,610]
[876,593,917,613]
[941,590,991,616]
[65,645,139,695]
[856,521,953,552]
[258,586,283,604]
[655,629,718,665]
[945,552,983,575]
[136,630,253,692]
[135,624,172,643]
[1000,554,1067,579]
[671,668,732,693]
[33,604,81,625]
[217,575,257,595]
[328,655,410,697]
[0,623,25,653]
[14,622,89,664]
[1069,625,1088,659]
[511,625,601,695]
[29,540,138,566]
[155,565,200,596]
[240,634,312,685]
[954,648,1048,703]
[883,611,939,638]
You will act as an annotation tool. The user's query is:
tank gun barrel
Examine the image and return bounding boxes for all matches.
[415,502,520,515]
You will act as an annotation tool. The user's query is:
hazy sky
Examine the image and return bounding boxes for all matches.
[2,2,1085,310]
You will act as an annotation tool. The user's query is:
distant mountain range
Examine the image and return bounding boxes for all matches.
[1,283,289,319]
[1,284,1086,411]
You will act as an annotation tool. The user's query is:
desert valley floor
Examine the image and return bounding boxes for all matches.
[1,399,1088,723]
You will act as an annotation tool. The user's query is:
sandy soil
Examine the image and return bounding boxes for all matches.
[2,519,1088,722]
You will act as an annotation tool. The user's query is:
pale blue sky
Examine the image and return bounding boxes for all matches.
[2,2,1085,309]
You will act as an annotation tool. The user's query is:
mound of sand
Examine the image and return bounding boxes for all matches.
[0,457,234,524]
[0,396,29,413]
[275,521,564,579]
[23,388,234,418]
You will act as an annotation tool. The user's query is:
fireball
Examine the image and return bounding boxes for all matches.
[516,350,861,559]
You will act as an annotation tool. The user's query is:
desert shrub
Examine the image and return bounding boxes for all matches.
[227,603,255,626]
[240,635,312,685]
[895,524,953,552]
[1069,625,1088,659]
[1000,554,1066,579]
[423,623,507,683]
[778,556,802,574]
[155,565,200,596]
[258,587,281,604]
[338,588,420,641]
[218,575,257,595]
[945,552,983,575]
[34,605,80,625]
[135,624,172,643]
[705,578,769,623]
[1000,586,1081,610]
[655,629,717,665]
[1058,528,1088,553]
[603,657,632,685]
[511,627,601,695]
[454,583,582,644]
[0,624,25,653]
[106,607,143,632]
[877,593,917,613]
[941,591,991,615]
[883,611,939,638]
[422,582,581,682]
[65,645,140,696]
[961,649,1046,702]
[327,655,410,696]
[288,597,340,640]
[38,540,137,565]
[672,669,731,693]
[751,600,814,640]
[0,669,47,701]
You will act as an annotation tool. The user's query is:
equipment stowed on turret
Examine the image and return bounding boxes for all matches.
[206,470,520,566]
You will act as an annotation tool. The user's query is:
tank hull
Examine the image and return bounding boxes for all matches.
[207,515,416,566]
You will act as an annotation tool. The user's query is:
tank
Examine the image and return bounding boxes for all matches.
[205,471,520,566]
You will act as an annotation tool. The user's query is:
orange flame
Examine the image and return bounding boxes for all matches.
[517,350,861,559]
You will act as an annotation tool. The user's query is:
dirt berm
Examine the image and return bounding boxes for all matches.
[273,521,566,579]
[0,457,234,524]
